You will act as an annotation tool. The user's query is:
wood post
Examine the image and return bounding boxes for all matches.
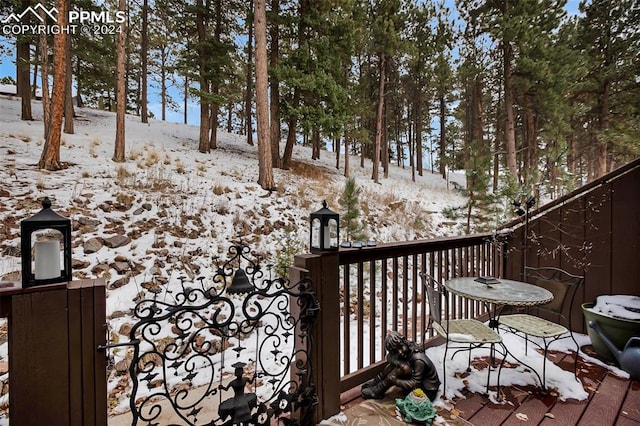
[290,252,340,424]
[0,279,107,426]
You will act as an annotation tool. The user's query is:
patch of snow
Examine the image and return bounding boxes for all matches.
[590,295,640,321]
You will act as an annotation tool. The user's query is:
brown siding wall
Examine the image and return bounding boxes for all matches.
[504,159,640,332]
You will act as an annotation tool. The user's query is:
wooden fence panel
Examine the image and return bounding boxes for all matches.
[583,184,613,305]
[611,169,640,296]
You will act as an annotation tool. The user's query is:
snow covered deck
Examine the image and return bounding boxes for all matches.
[333,347,640,425]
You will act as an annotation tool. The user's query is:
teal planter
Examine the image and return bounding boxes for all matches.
[582,302,640,363]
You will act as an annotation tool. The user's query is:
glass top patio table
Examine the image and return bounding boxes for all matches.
[445,277,554,307]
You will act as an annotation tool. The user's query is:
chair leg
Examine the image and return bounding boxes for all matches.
[486,343,493,392]
[495,343,507,399]
[570,332,580,381]
[540,339,551,395]
[443,344,449,396]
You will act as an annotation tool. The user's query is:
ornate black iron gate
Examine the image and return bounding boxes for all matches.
[108,243,319,425]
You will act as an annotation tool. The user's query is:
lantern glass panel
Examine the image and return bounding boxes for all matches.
[328,218,338,249]
[31,229,64,280]
[311,218,321,250]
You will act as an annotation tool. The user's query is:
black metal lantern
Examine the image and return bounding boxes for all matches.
[310,200,339,253]
[20,197,72,288]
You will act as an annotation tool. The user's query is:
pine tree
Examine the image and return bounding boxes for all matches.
[339,177,365,242]
[574,0,640,177]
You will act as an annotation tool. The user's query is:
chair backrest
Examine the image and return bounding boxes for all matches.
[524,266,584,325]
[420,272,446,329]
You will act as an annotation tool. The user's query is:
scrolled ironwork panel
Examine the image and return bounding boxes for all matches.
[120,242,318,425]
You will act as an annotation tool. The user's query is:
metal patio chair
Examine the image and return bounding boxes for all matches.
[498,266,585,392]
[421,273,506,395]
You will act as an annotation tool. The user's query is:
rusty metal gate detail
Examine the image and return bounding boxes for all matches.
[115,242,318,425]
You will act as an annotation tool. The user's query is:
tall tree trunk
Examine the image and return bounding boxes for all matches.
[75,60,84,108]
[209,0,222,150]
[382,106,389,178]
[197,0,210,153]
[255,0,275,190]
[493,101,502,193]
[503,45,517,178]
[39,8,50,141]
[17,0,32,121]
[414,99,421,179]
[31,45,38,98]
[113,0,127,162]
[523,94,537,186]
[410,105,415,182]
[344,133,350,177]
[596,80,610,177]
[63,33,74,134]
[160,52,167,121]
[227,101,233,132]
[38,0,68,170]
[183,77,189,124]
[311,128,320,160]
[502,1,517,178]
[269,0,281,168]
[282,0,310,169]
[439,94,447,179]
[209,101,218,149]
[281,89,300,170]
[473,77,485,159]
[245,0,254,145]
[141,0,149,123]
[372,54,385,184]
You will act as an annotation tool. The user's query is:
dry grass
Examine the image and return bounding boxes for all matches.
[213,183,231,195]
[89,137,101,158]
[289,160,328,180]
[144,148,160,167]
[175,160,185,174]
[116,165,133,186]
[128,148,142,161]
[115,192,134,209]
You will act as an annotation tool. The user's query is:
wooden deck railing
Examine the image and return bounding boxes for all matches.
[337,233,504,389]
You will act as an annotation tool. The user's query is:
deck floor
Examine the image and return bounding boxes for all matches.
[337,347,640,426]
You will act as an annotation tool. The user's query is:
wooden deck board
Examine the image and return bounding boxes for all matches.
[451,392,487,419]
[463,400,515,426]
[578,373,630,426]
[501,394,554,425]
[615,417,640,426]
[620,380,640,423]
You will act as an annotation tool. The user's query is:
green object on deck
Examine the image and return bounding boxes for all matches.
[582,301,640,363]
[395,389,437,425]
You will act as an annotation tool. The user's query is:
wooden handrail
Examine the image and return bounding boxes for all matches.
[338,232,496,264]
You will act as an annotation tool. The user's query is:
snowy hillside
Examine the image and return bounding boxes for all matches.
[0,95,470,283]
[0,95,470,417]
